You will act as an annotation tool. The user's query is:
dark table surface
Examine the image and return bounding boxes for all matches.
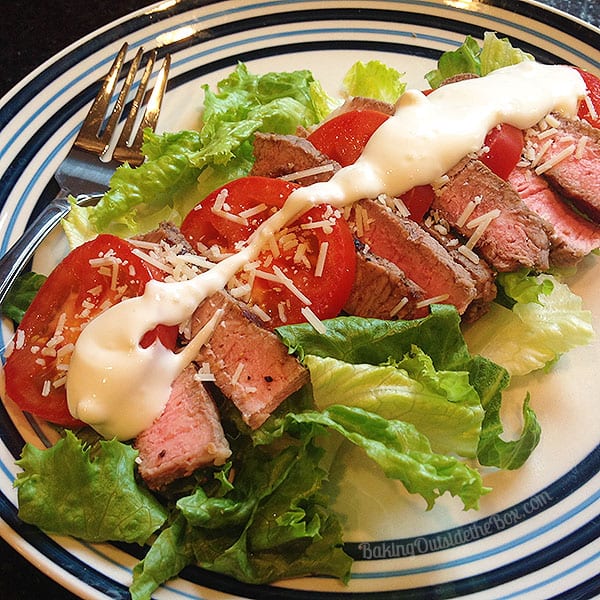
[0,1,598,598]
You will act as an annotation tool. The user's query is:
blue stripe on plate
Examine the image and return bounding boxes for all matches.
[346,444,600,561]
[0,492,131,599]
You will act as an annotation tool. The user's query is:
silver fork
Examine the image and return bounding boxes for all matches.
[0,43,171,306]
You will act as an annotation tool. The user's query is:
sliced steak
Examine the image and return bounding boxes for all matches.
[525,116,600,222]
[422,222,497,321]
[191,290,309,429]
[433,158,551,272]
[344,239,428,320]
[133,221,194,254]
[135,365,231,490]
[250,132,340,184]
[334,96,396,116]
[509,166,600,265]
[351,199,477,314]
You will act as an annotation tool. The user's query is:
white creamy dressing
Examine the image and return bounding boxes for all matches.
[66,61,586,440]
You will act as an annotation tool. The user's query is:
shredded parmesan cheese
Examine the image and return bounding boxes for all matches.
[15,329,25,350]
[249,304,272,322]
[389,297,408,317]
[300,220,334,234]
[231,362,245,385]
[280,163,335,181]
[530,138,554,168]
[314,242,329,277]
[466,208,501,230]
[415,294,449,309]
[239,203,268,219]
[271,266,313,305]
[456,195,482,227]
[301,306,326,333]
[457,244,481,264]
[575,135,589,160]
[41,380,52,397]
[535,143,577,175]
[583,93,599,121]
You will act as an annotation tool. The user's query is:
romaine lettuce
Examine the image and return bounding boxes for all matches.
[304,350,484,457]
[131,439,351,599]
[15,430,167,544]
[277,305,540,470]
[464,271,594,376]
[425,31,533,89]
[343,60,406,103]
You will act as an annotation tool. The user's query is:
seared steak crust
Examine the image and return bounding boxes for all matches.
[333,96,396,116]
[191,290,309,429]
[433,158,551,272]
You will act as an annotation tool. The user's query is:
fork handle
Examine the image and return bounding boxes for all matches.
[0,196,72,306]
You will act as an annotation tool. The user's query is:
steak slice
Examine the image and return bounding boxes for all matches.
[423,222,497,322]
[433,158,551,272]
[525,116,600,222]
[351,199,477,315]
[133,221,194,254]
[509,166,600,265]
[344,239,428,320]
[135,365,231,490]
[191,290,309,429]
[333,96,396,116]
[250,132,340,184]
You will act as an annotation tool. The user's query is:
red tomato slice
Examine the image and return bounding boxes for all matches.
[181,176,357,329]
[479,123,524,180]
[400,185,435,222]
[4,234,177,427]
[574,67,600,129]
[307,109,390,166]
[183,176,297,249]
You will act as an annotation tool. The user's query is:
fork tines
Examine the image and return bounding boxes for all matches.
[75,42,171,166]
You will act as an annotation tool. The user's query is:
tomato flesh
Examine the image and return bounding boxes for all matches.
[479,123,524,180]
[574,67,600,129]
[307,109,390,166]
[400,185,435,222]
[4,234,176,427]
[181,176,357,329]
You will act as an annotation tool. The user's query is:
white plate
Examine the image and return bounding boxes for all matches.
[1,1,599,599]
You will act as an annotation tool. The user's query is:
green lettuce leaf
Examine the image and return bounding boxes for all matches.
[479,31,534,75]
[63,129,205,244]
[277,305,541,469]
[470,355,541,469]
[464,271,594,376]
[304,349,484,457]
[1,271,46,323]
[277,304,472,370]
[343,60,406,103]
[131,440,351,599]
[259,405,489,511]
[425,35,482,89]
[425,32,533,89]
[14,431,167,544]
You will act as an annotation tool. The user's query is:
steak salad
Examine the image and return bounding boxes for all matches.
[1,33,598,598]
